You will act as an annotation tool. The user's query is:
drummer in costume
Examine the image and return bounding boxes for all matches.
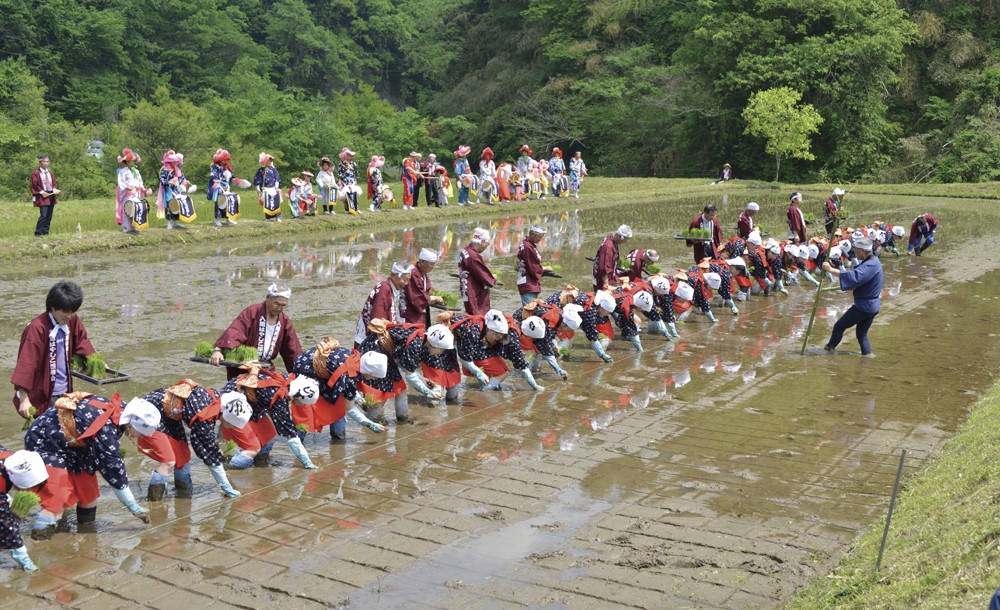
[135,385,241,500]
[544,287,618,363]
[24,392,151,540]
[568,151,587,198]
[402,152,421,210]
[0,450,49,570]
[367,155,387,212]
[355,263,412,348]
[220,368,321,469]
[517,145,534,198]
[453,145,473,206]
[593,224,631,292]
[210,283,303,380]
[548,148,566,197]
[445,310,544,391]
[290,339,386,441]
[116,148,148,233]
[478,148,497,204]
[687,204,723,264]
[253,152,283,222]
[158,150,189,229]
[316,157,337,215]
[459,228,497,316]
[208,149,241,227]
[338,147,362,214]
[12,281,95,420]
[403,248,444,327]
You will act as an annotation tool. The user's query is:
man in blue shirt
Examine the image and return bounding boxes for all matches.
[821,237,883,356]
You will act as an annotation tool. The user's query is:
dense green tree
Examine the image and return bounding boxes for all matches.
[743,88,824,182]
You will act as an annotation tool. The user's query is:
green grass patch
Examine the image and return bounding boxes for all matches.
[194,341,215,359]
[71,353,107,379]
[790,379,1000,609]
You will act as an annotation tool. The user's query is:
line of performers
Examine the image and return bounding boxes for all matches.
[113,144,589,233]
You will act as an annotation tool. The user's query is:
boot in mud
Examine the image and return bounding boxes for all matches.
[147,483,167,502]
[31,525,56,541]
[253,452,271,467]
[76,506,98,533]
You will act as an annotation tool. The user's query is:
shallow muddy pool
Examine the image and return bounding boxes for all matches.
[1,193,998,608]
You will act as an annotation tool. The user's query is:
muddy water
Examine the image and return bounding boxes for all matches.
[1,194,999,608]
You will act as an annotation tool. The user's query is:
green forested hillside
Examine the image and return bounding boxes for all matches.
[1,0,997,198]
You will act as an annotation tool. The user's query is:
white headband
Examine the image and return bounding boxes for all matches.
[392,262,414,275]
[267,283,291,299]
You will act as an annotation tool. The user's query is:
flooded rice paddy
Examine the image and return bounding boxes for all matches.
[1,192,999,608]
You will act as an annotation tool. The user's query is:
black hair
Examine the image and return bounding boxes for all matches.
[703,204,717,214]
[916,216,927,226]
[46,281,84,313]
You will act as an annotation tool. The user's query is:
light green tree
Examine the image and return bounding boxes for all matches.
[743,87,824,181]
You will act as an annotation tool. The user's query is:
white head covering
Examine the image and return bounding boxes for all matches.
[854,237,873,252]
[521,316,547,339]
[807,245,820,259]
[221,392,252,429]
[892,225,905,237]
[484,309,509,334]
[360,352,389,378]
[529,226,546,234]
[726,257,746,267]
[644,250,659,262]
[426,324,455,349]
[5,450,48,489]
[632,291,653,312]
[650,276,671,295]
[267,283,292,299]
[675,282,695,301]
[391,262,414,275]
[828,246,842,260]
[593,290,616,313]
[120,397,161,437]
[786,245,800,258]
[472,227,491,243]
[361,352,389,379]
[561,304,582,330]
[768,243,781,255]
[289,376,319,405]
[703,272,722,290]
[616,225,633,238]
[839,239,853,252]
[832,187,846,196]
[418,248,439,263]
[851,229,865,241]
[748,231,763,246]
[746,202,760,211]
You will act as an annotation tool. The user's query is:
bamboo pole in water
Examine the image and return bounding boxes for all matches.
[800,214,840,355]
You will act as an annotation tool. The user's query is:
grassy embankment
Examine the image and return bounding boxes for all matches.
[8,177,996,262]
[790,377,1000,609]
[0,177,760,260]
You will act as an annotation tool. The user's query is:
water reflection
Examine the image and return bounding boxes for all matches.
[0,196,999,607]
